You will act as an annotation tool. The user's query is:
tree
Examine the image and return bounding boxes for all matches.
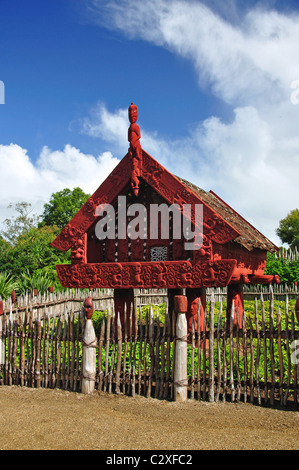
[265,252,299,285]
[276,209,299,249]
[0,225,70,279]
[1,202,40,245]
[39,187,90,229]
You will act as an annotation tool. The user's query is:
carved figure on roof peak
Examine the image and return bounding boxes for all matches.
[128,102,142,196]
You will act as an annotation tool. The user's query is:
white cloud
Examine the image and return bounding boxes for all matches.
[81,0,299,247]
[78,100,298,248]
[2,1,298,249]
[88,1,299,105]
[0,143,119,227]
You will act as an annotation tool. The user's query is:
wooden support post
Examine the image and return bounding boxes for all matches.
[82,297,97,394]
[186,288,206,334]
[227,284,244,328]
[173,295,188,402]
[113,288,135,336]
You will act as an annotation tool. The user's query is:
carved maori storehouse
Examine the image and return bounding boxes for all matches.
[51,103,279,332]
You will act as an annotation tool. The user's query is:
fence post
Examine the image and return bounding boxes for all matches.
[82,297,97,394]
[174,295,188,402]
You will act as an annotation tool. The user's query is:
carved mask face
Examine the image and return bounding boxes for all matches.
[129,103,138,123]
[84,297,94,320]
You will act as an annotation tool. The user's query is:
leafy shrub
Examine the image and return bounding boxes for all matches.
[0,272,18,300]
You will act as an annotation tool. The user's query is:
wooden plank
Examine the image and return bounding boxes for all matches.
[291,311,298,404]
[154,308,161,399]
[277,306,284,406]
[122,305,128,395]
[132,301,139,398]
[254,298,261,405]
[208,296,215,402]
[73,310,81,392]
[115,314,122,395]
[215,299,223,403]
[69,311,76,391]
[197,298,202,401]
[249,316,254,403]
[159,308,167,399]
[242,308,247,403]
[142,310,149,397]
[108,308,116,394]
[104,308,111,393]
[146,305,155,398]
[35,312,42,388]
[202,305,207,401]
[54,315,63,389]
[229,301,235,402]
[283,297,291,406]
[137,306,143,396]
[261,293,268,404]
[269,291,275,406]
[222,316,227,403]
[97,318,105,393]
[236,305,241,403]
[164,309,172,400]
[191,317,195,400]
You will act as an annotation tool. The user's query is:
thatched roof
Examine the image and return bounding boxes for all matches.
[176,176,278,253]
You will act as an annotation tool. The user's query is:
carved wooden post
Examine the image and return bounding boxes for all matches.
[227,284,244,328]
[82,297,97,394]
[186,288,206,334]
[174,295,188,402]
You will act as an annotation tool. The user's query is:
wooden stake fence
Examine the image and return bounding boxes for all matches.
[0,291,298,408]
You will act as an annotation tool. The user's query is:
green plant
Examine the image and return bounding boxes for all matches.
[0,271,18,300]
[17,269,53,295]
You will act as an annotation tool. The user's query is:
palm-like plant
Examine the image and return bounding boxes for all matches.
[0,272,18,301]
[17,269,52,296]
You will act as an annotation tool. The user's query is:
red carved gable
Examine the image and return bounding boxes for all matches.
[51,148,240,253]
[51,103,279,289]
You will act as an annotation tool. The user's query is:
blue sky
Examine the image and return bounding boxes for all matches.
[1,0,299,246]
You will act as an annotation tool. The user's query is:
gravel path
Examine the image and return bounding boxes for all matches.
[0,386,298,451]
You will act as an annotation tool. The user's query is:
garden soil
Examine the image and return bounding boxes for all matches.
[0,385,298,451]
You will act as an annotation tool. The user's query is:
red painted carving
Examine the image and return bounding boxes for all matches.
[213,243,268,276]
[141,149,240,245]
[186,288,206,334]
[55,259,236,289]
[128,103,142,196]
[51,146,240,253]
[83,296,94,320]
[227,284,244,328]
[114,289,136,335]
[51,103,278,308]
[174,295,188,313]
[71,234,87,265]
[51,153,132,252]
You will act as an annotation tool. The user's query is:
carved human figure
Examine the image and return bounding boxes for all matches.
[128,103,141,159]
[128,103,142,195]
